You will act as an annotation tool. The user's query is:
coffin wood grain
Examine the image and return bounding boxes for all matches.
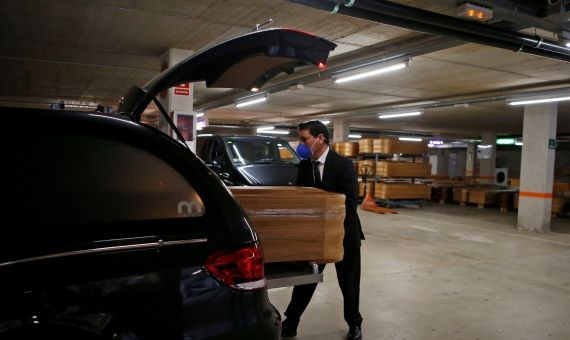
[374,183,431,199]
[230,186,346,263]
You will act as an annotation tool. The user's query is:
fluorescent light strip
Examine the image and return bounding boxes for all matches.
[236,96,267,108]
[508,96,570,106]
[334,62,407,84]
[399,137,422,142]
[196,112,204,117]
[348,134,362,139]
[257,129,289,135]
[256,126,289,135]
[320,120,330,125]
[379,111,422,119]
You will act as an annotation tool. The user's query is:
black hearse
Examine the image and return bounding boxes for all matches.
[2,29,335,339]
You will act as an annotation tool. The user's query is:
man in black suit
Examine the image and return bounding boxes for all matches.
[281,120,364,340]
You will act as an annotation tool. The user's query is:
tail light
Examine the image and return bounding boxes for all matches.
[205,245,265,290]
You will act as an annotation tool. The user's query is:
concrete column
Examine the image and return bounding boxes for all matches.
[517,103,558,232]
[465,142,476,178]
[332,119,350,143]
[159,48,196,151]
[478,131,496,184]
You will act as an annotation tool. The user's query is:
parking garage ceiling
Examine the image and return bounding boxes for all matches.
[1,0,569,137]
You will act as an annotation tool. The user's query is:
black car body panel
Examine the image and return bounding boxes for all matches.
[2,108,278,339]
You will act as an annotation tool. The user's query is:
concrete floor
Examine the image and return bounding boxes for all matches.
[269,203,570,340]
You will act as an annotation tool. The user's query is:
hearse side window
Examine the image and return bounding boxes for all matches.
[19,133,205,226]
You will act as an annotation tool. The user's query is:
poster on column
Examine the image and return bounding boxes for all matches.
[172,111,196,152]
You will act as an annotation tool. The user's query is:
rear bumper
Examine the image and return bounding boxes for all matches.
[180,286,281,339]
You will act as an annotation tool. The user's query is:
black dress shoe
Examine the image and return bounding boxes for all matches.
[347,325,362,340]
[281,318,299,338]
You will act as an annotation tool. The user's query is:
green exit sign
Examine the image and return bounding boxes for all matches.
[496,138,516,145]
[548,138,557,150]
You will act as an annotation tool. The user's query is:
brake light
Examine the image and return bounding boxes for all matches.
[205,245,265,290]
[317,62,327,69]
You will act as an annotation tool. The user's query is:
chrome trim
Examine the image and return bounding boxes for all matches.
[162,238,208,246]
[0,238,208,268]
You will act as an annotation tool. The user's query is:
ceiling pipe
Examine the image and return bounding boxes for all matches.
[285,0,570,63]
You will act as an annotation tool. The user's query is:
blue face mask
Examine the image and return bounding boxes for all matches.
[296,143,311,160]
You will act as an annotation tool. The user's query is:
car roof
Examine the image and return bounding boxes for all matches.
[200,134,291,142]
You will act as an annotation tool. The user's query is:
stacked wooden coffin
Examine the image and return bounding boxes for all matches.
[333,142,359,157]
[374,183,431,200]
[509,179,569,193]
[375,161,431,177]
[373,138,428,154]
[357,138,428,155]
[230,186,345,263]
[358,139,374,154]
[453,187,474,203]
[468,189,497,206]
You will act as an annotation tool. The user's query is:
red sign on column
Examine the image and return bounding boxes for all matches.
[174,82,191,96]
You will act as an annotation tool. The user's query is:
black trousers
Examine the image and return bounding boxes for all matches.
[284,239,362,328]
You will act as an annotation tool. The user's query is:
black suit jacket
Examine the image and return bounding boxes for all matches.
[298,149,365,246]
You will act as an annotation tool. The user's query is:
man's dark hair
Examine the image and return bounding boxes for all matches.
[298,120,330,144]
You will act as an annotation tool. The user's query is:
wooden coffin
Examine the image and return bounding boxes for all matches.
[507,179,568,193]
[334,142,359,157]
[453,187,469,202]
[553,182,570,193]
[358,139,374,154]
[453,187,470,202]
[508,178,520,187]
[332,142,340,153]
[468,189,497,205]
[375,161,431,177]
[372,138,428,154]
[374,183,431,200]
[230,186,345,264]
[552,196,566,214]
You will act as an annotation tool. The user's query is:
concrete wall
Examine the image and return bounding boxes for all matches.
[428,148,467,178]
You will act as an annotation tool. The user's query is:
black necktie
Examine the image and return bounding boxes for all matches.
[312,160,322,187]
